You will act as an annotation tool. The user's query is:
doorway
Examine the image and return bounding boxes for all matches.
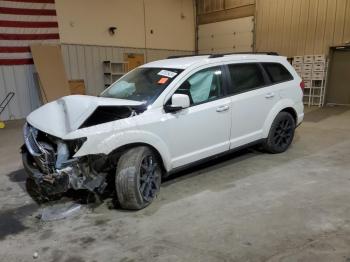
[326,46,350,105]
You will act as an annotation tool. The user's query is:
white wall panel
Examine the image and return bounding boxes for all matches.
[198,16,254,54]
[0,64,40,121]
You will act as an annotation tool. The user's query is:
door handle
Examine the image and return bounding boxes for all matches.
[216,105,230,112]
[265,92,275,99]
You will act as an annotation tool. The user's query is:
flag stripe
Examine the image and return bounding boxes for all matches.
[3,0,55,3]
[0,27,59,34]
[0,20,58,28]
[0,1,55,10]
[1,14,57,21]
[0,52,32,59]
[0,39,59,46]
[0,33,59,40]
[0,7,56,15]
[0,58,33,65]
[0,0,59,65]
[0,46,31,53]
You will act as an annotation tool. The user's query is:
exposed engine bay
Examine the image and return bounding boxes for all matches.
[21,105,145,200]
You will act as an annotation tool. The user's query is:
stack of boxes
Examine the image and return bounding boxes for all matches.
[292,55,327,107]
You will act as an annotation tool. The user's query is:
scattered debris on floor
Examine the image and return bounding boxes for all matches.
[38,202,83,221]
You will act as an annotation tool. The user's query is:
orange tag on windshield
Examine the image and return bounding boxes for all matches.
[158,77,169,84]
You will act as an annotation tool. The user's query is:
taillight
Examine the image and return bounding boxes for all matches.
[300,81,305,92]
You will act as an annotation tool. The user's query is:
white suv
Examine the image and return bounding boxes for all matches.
[22,53,304,209]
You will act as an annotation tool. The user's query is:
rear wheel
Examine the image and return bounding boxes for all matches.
[263,112,295,153]
[115,146,161,210]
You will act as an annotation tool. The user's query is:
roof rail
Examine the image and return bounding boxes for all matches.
[209,52,279,58]
[167,54,210,59]
[167,52,279,59]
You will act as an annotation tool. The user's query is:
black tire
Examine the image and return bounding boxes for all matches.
[263,112,296,154]
[115,146,162,210]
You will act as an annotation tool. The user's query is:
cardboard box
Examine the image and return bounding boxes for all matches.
[314,55,326,63]
[302,72,312,80]
[312,63,325,72]
[304,55,314,64]
[293,56,303,64]
[69,80,86,95]
[304,80,311,88]
[312,72,325,80]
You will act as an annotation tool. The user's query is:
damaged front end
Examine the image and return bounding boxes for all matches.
[21,123,109,198]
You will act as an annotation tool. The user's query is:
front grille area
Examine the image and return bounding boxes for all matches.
[24,123,56,174]
[24,123,40,156]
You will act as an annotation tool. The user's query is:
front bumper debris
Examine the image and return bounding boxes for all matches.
[22,123,108,199]
[22,151,70,195]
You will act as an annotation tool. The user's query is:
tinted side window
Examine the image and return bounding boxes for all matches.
[175,67,223,105]
[228,63,266,94]
[262,63,293,83]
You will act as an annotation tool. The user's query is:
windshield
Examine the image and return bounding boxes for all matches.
[101,67,183,104]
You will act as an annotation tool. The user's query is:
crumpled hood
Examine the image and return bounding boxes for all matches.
[27,95,144,138]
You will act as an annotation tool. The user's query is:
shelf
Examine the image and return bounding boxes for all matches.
[104,72,125,76]
[103,60,128,64]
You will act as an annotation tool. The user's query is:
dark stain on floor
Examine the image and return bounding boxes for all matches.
[79,236,96,247]
[0,203,38,240]
[64,256,85,262]
[7,169,27,183]
[40,229,53,240]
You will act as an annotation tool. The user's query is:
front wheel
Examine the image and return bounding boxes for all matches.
[115,146,161,210]
[263,112,296,154]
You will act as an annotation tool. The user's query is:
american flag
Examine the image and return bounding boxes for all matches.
[0,0,59,65]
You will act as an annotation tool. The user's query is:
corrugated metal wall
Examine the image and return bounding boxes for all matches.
[255,0,350,57]
[0,45,192,121]
[0,65,41,121]
[61,44,192,96]
[197,0,255,14]
[196,0,255,24]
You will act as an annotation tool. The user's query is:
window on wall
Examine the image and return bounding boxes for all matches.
[262,63,294,83]
[228,63,266,94]
[175,67,223,105]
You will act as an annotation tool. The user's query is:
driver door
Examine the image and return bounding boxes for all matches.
[162,66,232,169]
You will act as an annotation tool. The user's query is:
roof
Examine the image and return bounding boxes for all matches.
[141,54,286,70]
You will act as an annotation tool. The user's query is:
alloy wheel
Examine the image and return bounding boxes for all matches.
[273,118,293,149]
[139,155,160,202]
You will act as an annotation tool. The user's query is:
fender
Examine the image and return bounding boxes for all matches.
[262,98,298,138]
[73,129,172,171]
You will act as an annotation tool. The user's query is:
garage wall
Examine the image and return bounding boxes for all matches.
[0,65,41,121]
[0,46,192,121]
[198,16,254,54]
[255,0,350,57]
[55,0,195,51]
[196,0,255,24]
[1,0,195,121]
[61,44,192,96]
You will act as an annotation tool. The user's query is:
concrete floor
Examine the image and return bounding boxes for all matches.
[0,106,350,262]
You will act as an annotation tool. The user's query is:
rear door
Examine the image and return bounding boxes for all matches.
[261,62,296,101]
[226,62,280,148]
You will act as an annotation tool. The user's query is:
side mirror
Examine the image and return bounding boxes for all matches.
[164,94,190,113]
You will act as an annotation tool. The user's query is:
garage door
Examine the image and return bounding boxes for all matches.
[198,16,254,54]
